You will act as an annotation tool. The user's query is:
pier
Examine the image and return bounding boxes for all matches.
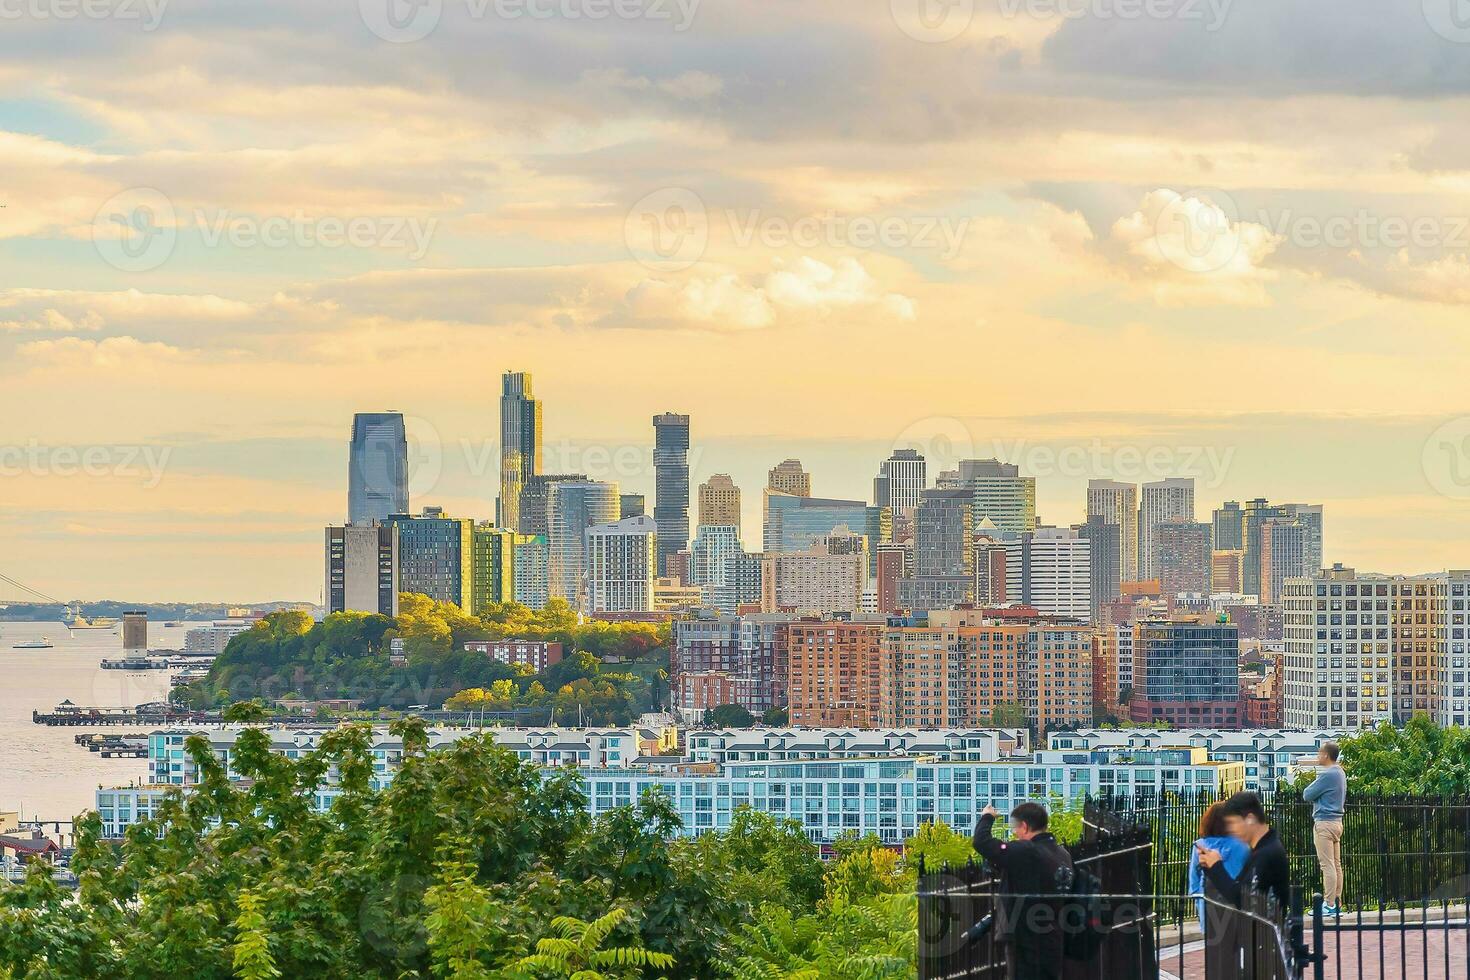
[33,701,202,727]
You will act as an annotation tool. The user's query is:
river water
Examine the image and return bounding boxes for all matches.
[0,621,186,821]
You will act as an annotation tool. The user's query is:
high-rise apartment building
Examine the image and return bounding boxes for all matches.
[471,524,515,615]
[653,413,691,576]
[585,516,657,614]
[387,508,474,612]
[1282,564,1450,729]
[1087,480,1138,582]
[1154,520,1213,597]
[348,413,409,524]
[671,612,791,719]
[513,534,549,611]
[689,524,763,614]
[874,544,908,614]
[762,544,866,615]
[1129,618,1240,728]
[546,481,621,607]
[1004,527,1092,621]
[873,448,927,515]
[1212,550,1245,594]
[1138,478,1195,580]
[697,474,741,534]
[786,620,886,727]
[1260,520,1308,605]
[880,610,1092,733]
[498,372,543,532]
[1077,515,1121,624]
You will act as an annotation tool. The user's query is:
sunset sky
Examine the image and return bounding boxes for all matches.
[5,1,1470,602]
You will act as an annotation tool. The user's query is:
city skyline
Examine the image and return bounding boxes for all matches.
[7,395,1470,602]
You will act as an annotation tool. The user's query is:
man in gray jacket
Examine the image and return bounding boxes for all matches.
[1303,740,1347,915]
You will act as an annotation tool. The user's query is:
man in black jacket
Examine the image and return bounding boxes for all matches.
[973,802,1074,980]
[1196,791,1290,911]
[1196,791,1300,977]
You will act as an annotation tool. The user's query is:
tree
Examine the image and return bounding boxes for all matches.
[515,908,675,979]
[761,707,789,726]
[704,704,755,728]
[988,702,1028,730]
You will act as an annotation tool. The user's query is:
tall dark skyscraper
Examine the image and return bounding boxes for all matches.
[499,371,543,531]
[653,413,690,576]
[348,412,408,524]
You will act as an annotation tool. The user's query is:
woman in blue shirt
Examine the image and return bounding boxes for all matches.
[1188,801,1250,931]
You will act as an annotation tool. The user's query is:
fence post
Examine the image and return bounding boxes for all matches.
[1309,892,1324,980]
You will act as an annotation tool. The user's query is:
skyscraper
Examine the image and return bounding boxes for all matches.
[348,412,408,524]
[1138,478,1195,580]
[1086,480,1138,582]
[1004,527,1092,620]
[697,474,741,534]
[767,458,811,497]
[519,473,589,537]
[513,534,549,611]
[499,372,543,532]
[653,413,691,576]
[948,459,1036,536]
[546,480,621,606]
[1077,514,1121,623]
[873,448,926,515]
[688,524,762,614]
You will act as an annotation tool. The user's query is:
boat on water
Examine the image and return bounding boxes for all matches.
[61,606,118,630]
[13,637,54,649]
[164,621,184,627]
[99,656,168,670]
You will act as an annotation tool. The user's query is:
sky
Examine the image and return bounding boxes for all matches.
[4,0,1470,602]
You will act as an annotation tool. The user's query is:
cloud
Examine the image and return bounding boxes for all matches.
[623,256,916,329]
[1106,189,1282,305]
